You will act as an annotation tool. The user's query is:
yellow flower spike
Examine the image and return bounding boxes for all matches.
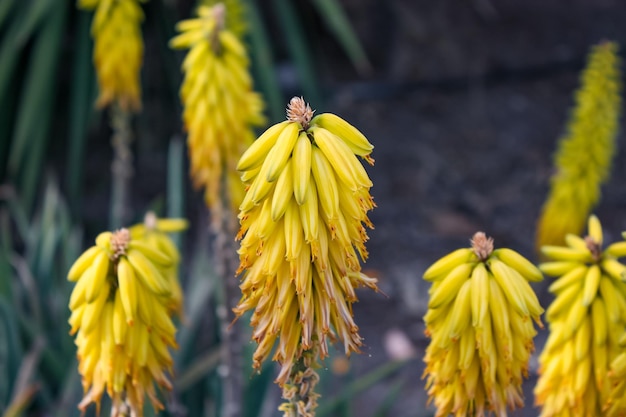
[170,3,266,228]
[536,41,621,249]
[68,228,178,416]
[78,0,146,112]
[423,232,543,417]
[535,215,626,416]
[235,97,377,414]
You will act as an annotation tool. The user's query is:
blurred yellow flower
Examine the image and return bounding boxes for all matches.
[68,224,183,416]
[170,4,265,228]
[79,0,146,112]
[234,97,378,391]
[536,41,621,249]
[535,215,626,416]
[423,232,544,416]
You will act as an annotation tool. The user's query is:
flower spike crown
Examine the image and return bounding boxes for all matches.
[422,232,544,417]
[67,214,187,416]
[234,97,378,385]
[170,3,265,227]
[535,215,626,417]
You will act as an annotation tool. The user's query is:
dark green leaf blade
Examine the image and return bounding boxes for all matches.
[310,0,371,75]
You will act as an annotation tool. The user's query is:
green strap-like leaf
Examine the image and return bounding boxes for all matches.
[175,347,221,393]
[310,0,371,74]
[316,359,408,416]
[244,0,284,122]
[271,0,322,107]
[371,379,406,417]
[0,297,23,410]
[51,360,81,417]
[0,0,15,32]
[13,0,54,47]
[0,210,12,300]
[67,11,96,213]
[10,3,67,213]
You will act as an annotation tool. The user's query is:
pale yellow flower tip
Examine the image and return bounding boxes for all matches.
[536,41,621,250]
[536,215,626,416]
[235,97,377,385]
[171,4,266,225]
[423,232,543,416]
[68,227,180,415]
[200,0,248,38]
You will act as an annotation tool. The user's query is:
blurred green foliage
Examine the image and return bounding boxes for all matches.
[0,1,408,417]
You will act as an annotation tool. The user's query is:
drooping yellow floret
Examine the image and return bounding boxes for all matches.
[170,4,266,229]
[79,0,146,112]
[422,232,544,417]
[535,215,626,417]
[128,212,188,318]
[234,97,378,393]
[607,328,626,416]
[536,41,621,249]
[68,221,185,416]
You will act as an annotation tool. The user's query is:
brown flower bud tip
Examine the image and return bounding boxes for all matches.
[584,235,602,261]
[213,3,226,29]
[287,96,314,129]
[471,231,494,261]
[111,228,131,259]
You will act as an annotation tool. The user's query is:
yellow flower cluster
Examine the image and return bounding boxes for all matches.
[536,41,621,249]
[79,0,146,112]
[68,215,186,416]
[170,4,265,227]
[234,97,378,385]
[535,215,626,416]
[423,232,544,417]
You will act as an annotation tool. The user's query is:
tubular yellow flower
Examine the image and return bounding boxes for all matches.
[234,97,378,390]
[536,41,621,249]
[170,4,266,228]
[68,227,180,416]
[535,215,626,416]
[423,232,544,417]
[79,0,146,112]
[128,212,188,318]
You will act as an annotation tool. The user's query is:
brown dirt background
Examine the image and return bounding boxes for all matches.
[317,1,626,416]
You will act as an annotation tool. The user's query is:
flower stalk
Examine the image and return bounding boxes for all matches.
[109,103,134,229]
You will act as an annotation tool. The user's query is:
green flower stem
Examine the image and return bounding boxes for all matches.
[215,206,243,417]
[109,104,133,230]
